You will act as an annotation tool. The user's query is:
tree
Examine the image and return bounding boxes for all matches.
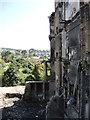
[0,57,5,67]
[25,74,35,82]
[29,48,35,54]
[7,52,15,62]
[0,57,5,78]
[2,63,19,86]
[29,53,33,57]
[1,50,11,62]
[1,48,47,86]
[15,50,20,57]
[33,60,44,80]
[21,50,27,56]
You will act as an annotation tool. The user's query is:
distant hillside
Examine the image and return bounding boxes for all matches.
[0,48,50,58]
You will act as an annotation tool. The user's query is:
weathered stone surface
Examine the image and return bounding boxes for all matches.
[46,96,64,119]
[23,81,49,102]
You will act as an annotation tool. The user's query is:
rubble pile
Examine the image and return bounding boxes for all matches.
[0,86,47,119]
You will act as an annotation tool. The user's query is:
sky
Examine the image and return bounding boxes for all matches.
[0,0,54,50]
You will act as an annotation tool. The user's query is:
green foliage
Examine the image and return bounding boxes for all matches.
[33,60,44,81]
[47,70,50,76]
[25,74,35,82]
[21,68,29,74]
[7,52,14,62]
[1,50,11,62]
[15,50,20,57]
[29,53,33,57]
[21,50,27,57]
[2,57,36,86]
[1,50,15,63]
[47,63,51,76]
[0,57,6,77]
[0,58,5,67]
[2,63,19,86]
[1,48,48,87]
[0,68,5,77]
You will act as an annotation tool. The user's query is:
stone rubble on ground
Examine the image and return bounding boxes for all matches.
[0,86,47,119]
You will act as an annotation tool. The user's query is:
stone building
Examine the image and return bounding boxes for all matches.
[23,0,90,119]
[46,0,90,119]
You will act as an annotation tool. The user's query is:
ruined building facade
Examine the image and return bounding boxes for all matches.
[45,0,90,119]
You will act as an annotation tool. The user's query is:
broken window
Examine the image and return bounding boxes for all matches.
[51,48,54,59]
[47,63,51,77]
[56,52,58,58]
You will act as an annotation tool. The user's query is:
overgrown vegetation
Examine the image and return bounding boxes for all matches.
[0,48,49,87]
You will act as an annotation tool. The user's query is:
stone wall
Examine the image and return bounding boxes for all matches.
[23,81,49,101]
